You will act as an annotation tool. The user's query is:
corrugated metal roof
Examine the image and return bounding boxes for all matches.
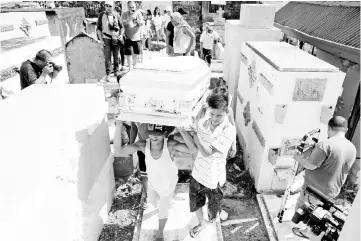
[275,1,360,49]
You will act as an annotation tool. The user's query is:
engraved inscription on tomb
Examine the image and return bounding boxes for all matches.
[1,24,14,32]
[35,19,48,26]
[292,78,327,101]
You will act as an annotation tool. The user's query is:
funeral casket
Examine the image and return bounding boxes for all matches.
[0,84,113,241]
[117,56,211,126]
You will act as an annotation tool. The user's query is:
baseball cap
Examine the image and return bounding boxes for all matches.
[166,6,172,12]
[147,124,167,136]
[104,1,114,6]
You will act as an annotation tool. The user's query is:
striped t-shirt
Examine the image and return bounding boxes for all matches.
[192,117,236,189]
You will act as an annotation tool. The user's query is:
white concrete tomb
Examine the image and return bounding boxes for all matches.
[0,84,113,241]
[235,41,345,191]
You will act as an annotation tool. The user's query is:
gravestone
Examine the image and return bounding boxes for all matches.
[65,32,105,83]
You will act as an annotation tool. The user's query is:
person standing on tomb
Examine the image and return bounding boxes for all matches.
[165,8,188,56]
[19,49,60,90]
[114,121,196,241]
[170,12,195,57]
[200,24,224,66]
[183,87,236,238]
[291,116,356,239]
[96,1,124,81]
[121,1,144,71]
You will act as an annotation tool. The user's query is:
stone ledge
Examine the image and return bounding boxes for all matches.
[256,194,278,241]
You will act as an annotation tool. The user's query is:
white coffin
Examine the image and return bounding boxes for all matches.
[0,84,113,241]
[223,20,282,112]
[117,56,211,126]
[236,41,345,191]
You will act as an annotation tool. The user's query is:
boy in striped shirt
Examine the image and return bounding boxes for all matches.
[182,87,236,238]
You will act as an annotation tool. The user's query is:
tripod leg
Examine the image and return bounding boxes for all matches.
[277,160,299,223]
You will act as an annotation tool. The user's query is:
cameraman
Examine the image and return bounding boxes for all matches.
[292,116,356,238]
[97,1,124,82]
[19,49,59,90]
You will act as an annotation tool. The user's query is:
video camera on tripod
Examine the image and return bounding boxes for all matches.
[277,128,321,223]
[292,185,347,241]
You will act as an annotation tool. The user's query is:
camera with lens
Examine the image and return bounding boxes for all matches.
[48,62,63,72]
[292,186,347,241]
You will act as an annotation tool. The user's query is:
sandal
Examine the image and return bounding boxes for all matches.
[292,227,309,239]
[190,224,207,238]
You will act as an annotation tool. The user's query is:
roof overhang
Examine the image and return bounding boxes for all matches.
[274,22,360,64]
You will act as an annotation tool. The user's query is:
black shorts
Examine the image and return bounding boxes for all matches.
[125,38,141,55]
[202,48,212,64]
[189,177,223,221]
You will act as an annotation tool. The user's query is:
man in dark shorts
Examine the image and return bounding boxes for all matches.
[19,49,58,90]
[165,8,188,56]
[121,1,144,70]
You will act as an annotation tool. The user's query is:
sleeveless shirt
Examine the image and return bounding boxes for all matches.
[145,138,178,196]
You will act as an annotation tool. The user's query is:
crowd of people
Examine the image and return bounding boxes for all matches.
[18,1,224,88]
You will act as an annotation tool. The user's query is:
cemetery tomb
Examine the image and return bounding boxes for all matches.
[0,84,113,241]
[223,3,282,113]
[117,56,211,127]
[235,41,345,191]
[239,4,276,29]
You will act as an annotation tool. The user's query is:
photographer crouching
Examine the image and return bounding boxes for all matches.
[19,49,62,90]
[291,116,357,239]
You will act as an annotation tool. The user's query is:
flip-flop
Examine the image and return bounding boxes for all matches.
[292,227,309,239]
[190,224,206,238]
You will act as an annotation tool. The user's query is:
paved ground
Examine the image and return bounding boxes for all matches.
[139,184,221,241]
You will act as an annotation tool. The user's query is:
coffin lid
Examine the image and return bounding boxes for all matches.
[246,41,339,72]
[119,56,210,90]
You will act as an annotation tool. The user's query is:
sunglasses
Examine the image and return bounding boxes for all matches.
[105,4,112,8]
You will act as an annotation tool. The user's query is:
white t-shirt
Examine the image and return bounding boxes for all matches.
[192,117,236,189]
[152,15,162,30]
[200,31,220,50]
